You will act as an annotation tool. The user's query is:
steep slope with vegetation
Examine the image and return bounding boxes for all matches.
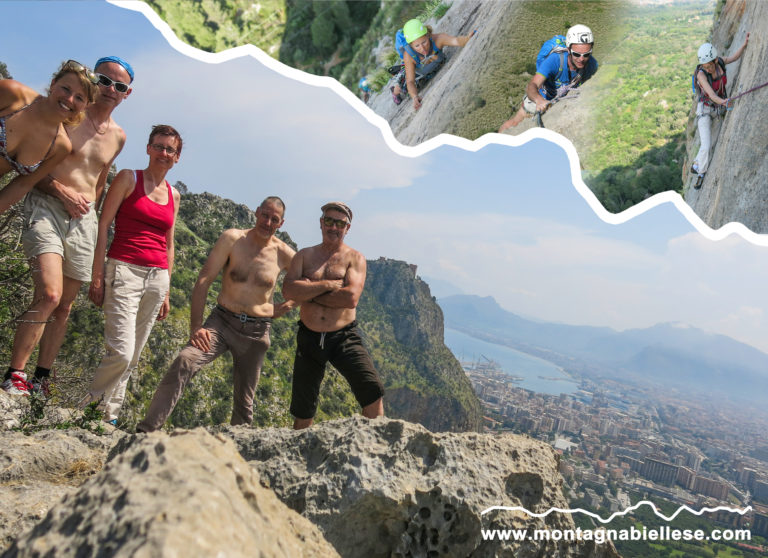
[683,0,768,233]
[584,0,713,212]
[359,259,481,432]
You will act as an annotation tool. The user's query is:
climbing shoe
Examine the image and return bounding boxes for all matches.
[690,163,699,174]
[694,174,705,189]
[390,86,402,106]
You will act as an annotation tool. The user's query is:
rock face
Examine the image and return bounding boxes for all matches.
[369,0,506,146]
[684,0,768,232]
[0,427,115,551]
[361,259,482,432]
[3,429,339,558]
[368,0,603,151]
[221,417,620,558]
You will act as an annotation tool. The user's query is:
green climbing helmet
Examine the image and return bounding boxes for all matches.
[403,19,428,43]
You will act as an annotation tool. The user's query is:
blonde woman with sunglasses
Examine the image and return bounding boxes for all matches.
[0,60,98,214]
[80,125,182,424]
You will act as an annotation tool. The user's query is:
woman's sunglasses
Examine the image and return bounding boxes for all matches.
[63,60,99,85]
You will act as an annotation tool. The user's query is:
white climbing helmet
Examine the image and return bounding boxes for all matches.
[698,43,718,64]
[566,24,594,47]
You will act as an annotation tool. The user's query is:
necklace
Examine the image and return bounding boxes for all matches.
[87,113,110,135]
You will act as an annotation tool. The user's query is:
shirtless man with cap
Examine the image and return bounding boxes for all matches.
[2,56,133,396]
[282,202,384,429]
[136,196,295,431]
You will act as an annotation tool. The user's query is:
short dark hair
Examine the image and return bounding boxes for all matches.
[261,196,285,215]
[148,124,183,156]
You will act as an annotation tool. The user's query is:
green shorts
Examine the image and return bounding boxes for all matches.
[22,190,98,282]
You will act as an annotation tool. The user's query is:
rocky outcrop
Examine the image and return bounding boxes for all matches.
[684,0,768,232]
[3,429,339,558]
[2,419,618,557]
[221,417,620,558]
[361,259,482,432]
[0,427,115,552]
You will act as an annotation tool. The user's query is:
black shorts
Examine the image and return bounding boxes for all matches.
[290,320,384,420]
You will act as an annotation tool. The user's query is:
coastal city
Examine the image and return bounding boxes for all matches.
[464,357,768,554]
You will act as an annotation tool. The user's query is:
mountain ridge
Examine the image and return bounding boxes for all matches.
[440,293,768,403]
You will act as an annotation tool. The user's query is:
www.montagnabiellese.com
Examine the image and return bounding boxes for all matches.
[481,525,751,545]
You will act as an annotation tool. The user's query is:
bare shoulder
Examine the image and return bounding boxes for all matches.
[296,244,321,258]
[114,167,135,180]
[111,121,127,149]
[171,186,181,202]
[219,228,248,245]
[0,80,38,110]
[113,168,136,188]
[344,244,365,262]
[271,235,296,256]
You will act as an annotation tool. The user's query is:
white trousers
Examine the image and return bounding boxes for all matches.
[84,258,169,420]
[694,102,715,174]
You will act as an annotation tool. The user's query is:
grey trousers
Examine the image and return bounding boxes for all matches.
[137,306,271,432]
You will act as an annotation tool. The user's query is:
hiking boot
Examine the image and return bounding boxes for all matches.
[694,174,705,189]
[390,86,402,106]
[1,371,30,397]
[28,376,50,398]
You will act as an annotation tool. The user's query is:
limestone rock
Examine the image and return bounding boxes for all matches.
[684,0,768,232]
[361,259,482,432]
[3,429,339,558]
[221,417,620,558]
[0,428,115,552]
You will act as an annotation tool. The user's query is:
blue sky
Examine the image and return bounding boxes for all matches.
[3,1,768,354]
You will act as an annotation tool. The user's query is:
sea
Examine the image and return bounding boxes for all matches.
[444,328,578,396]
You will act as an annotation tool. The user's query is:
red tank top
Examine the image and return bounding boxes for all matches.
[701,66,727,106]
[107,170,175,269]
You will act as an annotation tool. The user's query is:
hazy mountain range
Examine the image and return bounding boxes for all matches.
[438,294,768,403]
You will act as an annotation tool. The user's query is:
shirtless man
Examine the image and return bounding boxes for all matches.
[1,56,132,396]
[136,197,295,432]
[282,202,384,430]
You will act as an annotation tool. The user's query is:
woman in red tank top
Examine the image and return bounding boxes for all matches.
[82,125,182,423]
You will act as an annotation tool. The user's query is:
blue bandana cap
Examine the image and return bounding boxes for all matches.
[94,56,135,83]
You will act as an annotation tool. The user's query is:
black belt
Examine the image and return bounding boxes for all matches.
[216,305,271,324]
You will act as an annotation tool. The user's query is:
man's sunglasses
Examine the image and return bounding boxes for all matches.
[63,60,99,85]
[95,73,131,93]
[322,216,349,228]
[570,50,592,59]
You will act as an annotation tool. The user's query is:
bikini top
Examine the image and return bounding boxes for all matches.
[0,97,59,176]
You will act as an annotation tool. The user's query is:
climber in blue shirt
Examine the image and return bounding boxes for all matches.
[499,24,598,131]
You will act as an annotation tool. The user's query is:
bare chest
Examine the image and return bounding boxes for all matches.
[303,253,348,281]
[59,124,122,181]
[225,243,280,288]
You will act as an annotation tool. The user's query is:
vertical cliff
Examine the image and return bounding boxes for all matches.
[684,0,768,232]
[359,258,482,432]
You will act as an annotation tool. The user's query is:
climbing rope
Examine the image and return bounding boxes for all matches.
[729,79,768,102]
